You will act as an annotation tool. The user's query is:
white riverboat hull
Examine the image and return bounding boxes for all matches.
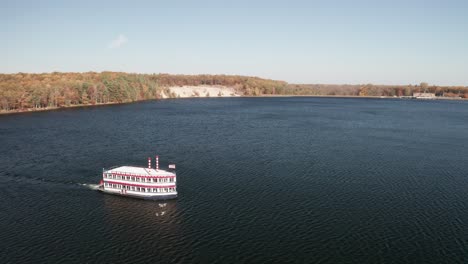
[98,186,177,200]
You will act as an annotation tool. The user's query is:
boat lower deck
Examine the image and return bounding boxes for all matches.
[98,186,177,200]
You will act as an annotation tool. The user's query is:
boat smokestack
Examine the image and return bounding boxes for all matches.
[156,155,159,171]
[148,157,151,169]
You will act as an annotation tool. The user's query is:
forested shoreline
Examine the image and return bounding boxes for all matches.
[1,72,467,113]
[0,72,286,112]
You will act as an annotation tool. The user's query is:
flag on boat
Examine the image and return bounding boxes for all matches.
[168,164,176,169]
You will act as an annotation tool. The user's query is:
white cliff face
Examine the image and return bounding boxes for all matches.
[166,85,242,98]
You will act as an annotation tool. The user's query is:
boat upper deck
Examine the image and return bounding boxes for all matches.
[104,166,176,177]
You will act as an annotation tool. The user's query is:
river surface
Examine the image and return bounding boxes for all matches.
[1,97,468,263]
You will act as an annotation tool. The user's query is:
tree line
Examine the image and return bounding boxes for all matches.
[286,82,468,98]
[0,72,467,112]
[0,72,287,111]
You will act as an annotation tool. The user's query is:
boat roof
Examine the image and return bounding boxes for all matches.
[104,166,176,176]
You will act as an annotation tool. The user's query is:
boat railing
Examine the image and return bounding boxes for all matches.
[103,170,175,178]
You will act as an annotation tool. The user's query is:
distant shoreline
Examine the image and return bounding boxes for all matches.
[2,72,467,115]
[1,94,466,116]
[0,101,125,115]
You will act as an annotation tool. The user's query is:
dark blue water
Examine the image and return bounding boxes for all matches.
[1,97,468,263]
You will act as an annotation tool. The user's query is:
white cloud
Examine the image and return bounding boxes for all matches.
[109,34,128,48]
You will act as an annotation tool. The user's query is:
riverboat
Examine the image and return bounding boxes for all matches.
[98,156,177,200]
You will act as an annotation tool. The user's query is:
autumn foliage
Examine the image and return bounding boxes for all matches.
[0,72,467,112]
[0,72,287,111]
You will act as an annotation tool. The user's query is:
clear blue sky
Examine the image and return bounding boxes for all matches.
[2,0,467,85]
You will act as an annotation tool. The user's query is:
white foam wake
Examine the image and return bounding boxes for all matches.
[79,183,100,190]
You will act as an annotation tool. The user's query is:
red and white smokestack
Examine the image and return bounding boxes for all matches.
[148,157,151,169]
[155,155,159,171]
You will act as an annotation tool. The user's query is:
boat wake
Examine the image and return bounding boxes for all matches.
[78,183,100,190]
[1,173,101,192]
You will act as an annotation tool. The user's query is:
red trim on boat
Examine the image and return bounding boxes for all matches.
[106,172,175,178]
[104,180,176,188]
